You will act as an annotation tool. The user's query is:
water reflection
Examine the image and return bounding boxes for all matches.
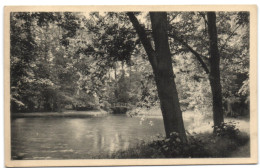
[67,119,87,141]
[11,114,164,159]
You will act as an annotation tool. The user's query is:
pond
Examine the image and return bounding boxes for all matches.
[11,114,164,159]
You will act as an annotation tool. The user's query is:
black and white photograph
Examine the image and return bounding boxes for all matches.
[4,5,257,167]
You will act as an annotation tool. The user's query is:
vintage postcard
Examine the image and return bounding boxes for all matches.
[4,5,257,167]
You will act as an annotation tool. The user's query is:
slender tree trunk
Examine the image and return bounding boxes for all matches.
[127,12,187,141]
[207,12,224,128]
[114,62,118,100]
[114,62,117,80]
[129,56,132,87]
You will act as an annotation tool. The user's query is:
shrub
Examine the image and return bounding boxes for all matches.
[213,122,240,139]
[149,132,210,158]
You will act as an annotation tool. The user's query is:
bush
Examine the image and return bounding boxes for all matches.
[149,132,210,158]
[213,122,240,139]
[100,101,111,112]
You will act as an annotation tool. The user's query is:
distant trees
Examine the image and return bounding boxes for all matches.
[10,12,37,112]
[10,12,94,112]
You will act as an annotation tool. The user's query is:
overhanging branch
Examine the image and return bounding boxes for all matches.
[168,33,210,74]
[219,24,242,53]
[127,12,158,70]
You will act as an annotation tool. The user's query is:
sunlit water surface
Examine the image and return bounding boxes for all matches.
[11,114,164,159]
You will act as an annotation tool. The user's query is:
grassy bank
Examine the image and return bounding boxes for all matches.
[93,131,249,158]
[11,110,108,118]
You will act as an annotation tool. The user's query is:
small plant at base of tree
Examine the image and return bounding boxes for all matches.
[213,121,240,139]
[149,132,210,158]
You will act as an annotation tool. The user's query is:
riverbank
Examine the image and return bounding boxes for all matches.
[127,107,163,118]
[11,110,108,118]
[93,131,249,158]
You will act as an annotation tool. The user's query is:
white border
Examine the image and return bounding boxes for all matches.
[1,1,259,168]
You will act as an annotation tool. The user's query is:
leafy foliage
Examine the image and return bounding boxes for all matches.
[10,11,249,119]
[213,122,240,139]
[167,12,249,115]
[149,132,209,158]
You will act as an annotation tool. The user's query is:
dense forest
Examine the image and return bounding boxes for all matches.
[10,11,250,158]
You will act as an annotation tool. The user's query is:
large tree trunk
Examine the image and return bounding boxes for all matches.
[127,12,186,141]
[207,12,224,127]
[150,13,186,140]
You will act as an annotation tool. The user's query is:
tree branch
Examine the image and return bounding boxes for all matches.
[127,12,158,70]
[168,33,210,74]
[199,12,208,26]
[198,12,208,36]
[168,13,179,24]
[219,24,242,53]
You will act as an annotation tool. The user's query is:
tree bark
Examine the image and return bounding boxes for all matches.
[127,12,187,141]
[207,12,224,127]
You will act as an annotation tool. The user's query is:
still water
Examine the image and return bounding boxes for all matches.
[11,114,164,159]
